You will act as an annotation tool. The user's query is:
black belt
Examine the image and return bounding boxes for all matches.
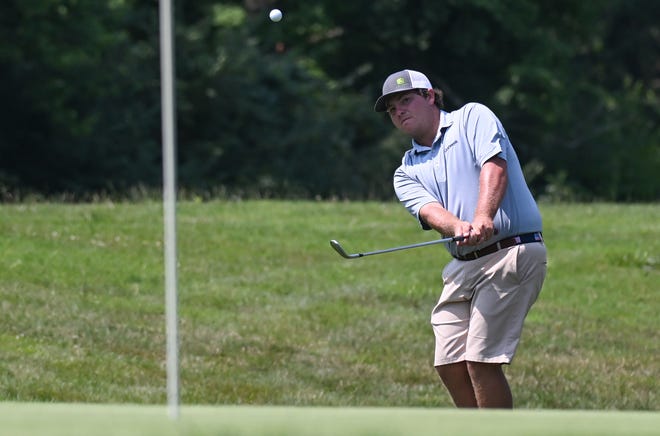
[453,232,543,261]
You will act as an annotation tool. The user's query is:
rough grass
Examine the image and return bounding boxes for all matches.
[0,201,658,410]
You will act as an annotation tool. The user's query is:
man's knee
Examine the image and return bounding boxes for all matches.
[465,361,512,408]
[435,362,479,408]
[466,361,504,379]
[436,361,468,380]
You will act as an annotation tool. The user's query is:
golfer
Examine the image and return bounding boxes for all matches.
[375,69,547,408]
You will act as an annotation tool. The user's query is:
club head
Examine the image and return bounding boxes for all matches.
[330,240,359,259]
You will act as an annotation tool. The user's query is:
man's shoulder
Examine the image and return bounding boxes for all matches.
[446,103,499,129]
[400,148,417,165]
[450,102,491,116]
[399,144,431,166]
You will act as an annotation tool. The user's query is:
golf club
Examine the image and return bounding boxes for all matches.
[330,235,465,259]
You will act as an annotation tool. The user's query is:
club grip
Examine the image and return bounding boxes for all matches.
[451,228,498,242]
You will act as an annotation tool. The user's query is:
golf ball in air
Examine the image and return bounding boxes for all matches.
[269,9,283,22]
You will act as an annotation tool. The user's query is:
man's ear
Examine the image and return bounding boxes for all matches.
[426,89,435,106]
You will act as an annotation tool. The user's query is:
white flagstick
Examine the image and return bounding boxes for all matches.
[159,0,180,420]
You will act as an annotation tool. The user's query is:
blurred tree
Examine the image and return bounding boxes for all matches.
[173,1,386,198]
[267,0,659,200]
[0,0,657,201]
[0,0,161,197]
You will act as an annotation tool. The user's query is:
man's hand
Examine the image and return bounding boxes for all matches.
[419,202,497,246]
[453,220,474,246]
[454,215,499,246]
[468,215,496,246]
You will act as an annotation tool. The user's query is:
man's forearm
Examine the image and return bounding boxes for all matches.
[475,157,508,221]
[419,157,508,245]
[418,202,462,236]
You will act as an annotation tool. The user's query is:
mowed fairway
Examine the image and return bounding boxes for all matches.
[2,402,659,435]
[0,201,658,433]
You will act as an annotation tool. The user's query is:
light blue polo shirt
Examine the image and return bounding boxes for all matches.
[393,103,542,257]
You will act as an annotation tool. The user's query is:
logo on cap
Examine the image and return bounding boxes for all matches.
[396,77,406,85]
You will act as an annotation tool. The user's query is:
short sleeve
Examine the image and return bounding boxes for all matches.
[393,166,438,230]
[463,103,508,166]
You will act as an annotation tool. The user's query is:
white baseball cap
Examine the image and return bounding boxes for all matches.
[374,69,433,112]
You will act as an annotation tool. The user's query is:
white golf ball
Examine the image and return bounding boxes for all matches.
[269,9,283,22]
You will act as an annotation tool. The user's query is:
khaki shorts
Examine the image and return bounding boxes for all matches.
[431,242,547,366]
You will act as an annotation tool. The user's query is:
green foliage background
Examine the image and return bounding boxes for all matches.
[1,0,658,201]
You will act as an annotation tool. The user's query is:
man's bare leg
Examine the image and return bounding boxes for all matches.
[466,361,513,408]
[435,362,478,407]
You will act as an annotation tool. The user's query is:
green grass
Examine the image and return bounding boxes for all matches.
[0,201,658,410]
[2,402,659,436]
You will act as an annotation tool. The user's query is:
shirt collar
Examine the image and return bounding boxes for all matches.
[411,110,453,153]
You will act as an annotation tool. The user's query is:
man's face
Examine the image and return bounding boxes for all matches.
[385,90,435,137]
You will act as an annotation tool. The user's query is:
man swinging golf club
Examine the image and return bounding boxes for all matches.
[375,69,547,408]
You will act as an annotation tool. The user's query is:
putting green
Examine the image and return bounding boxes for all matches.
[2,402,658,435]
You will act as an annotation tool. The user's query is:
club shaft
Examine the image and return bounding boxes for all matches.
[331,235,463,259]
[358,236,459,256]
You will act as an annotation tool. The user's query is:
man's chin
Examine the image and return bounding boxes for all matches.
[400,120,415,132]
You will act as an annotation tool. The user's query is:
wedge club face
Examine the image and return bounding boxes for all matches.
[330,239,360,258]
